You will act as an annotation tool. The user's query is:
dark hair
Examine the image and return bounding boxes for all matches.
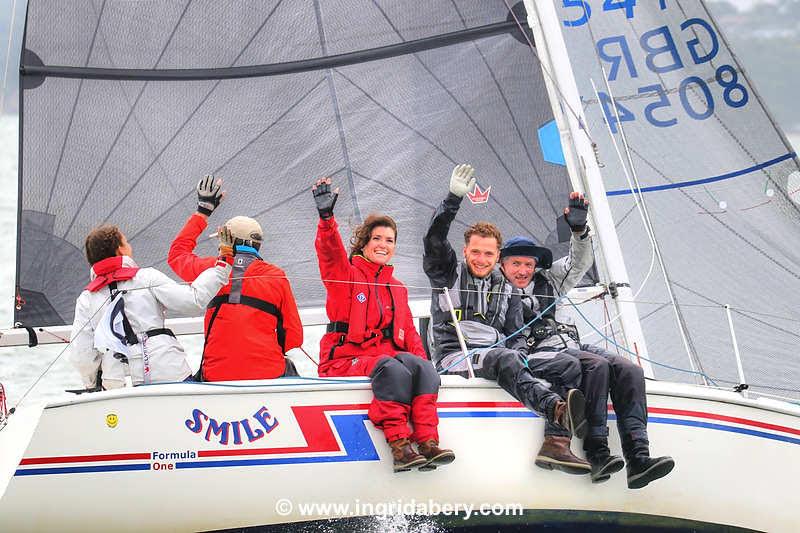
[85,224,124,265]
[349,214,398,260]
[464,221,502,248]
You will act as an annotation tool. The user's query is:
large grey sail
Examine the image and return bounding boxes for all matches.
[15,1,575,326]
[552,0,800,397]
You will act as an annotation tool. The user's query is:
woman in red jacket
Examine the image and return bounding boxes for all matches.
[312,177,454,472]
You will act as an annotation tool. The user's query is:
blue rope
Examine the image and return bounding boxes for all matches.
[437,296,565,374]
[564,295,719,386]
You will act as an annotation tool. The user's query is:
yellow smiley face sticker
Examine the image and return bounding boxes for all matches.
[106,413,118,428]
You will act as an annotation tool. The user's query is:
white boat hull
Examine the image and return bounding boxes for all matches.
[1,377,798,532]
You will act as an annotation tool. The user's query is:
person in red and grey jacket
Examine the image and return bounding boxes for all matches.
[168,176,303,381]
[312,176,454,473]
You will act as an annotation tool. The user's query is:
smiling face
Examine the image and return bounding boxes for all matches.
[463,235,500,278]
[501,256,536,289]
[362,225,396,265]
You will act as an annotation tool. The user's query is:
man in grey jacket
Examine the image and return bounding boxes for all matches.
[423,164,589,473]
[500,198,675,489]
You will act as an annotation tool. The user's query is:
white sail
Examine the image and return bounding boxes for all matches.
[546,0,800,396]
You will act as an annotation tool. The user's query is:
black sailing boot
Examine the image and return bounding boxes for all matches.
[584,436,624,483]
[623,437,675,489]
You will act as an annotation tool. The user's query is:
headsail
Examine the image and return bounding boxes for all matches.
[16,1,575,326]
[548,0,800,396]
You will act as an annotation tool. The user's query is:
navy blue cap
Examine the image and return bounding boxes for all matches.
[500,236,553,269]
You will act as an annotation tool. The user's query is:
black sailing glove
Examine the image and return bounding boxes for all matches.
[564,193,589,233]
[197,175,223,216]
[313,179,338,220]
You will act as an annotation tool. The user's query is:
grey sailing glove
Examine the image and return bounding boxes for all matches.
[564,192,589,233]
[448,164,476,197]
[197,175,223,216]
[312,177,338,220]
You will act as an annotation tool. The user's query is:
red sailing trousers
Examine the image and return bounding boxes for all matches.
[322,352,440,443]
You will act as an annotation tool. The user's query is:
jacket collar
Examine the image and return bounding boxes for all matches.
[352,254,394,281]
[86,256,139,292]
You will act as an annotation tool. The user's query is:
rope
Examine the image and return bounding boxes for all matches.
[437,295,564,374]
[564,295,719,386]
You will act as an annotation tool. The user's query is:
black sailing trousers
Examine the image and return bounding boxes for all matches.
[563,344,650,455]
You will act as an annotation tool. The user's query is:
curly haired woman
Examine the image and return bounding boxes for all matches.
[311,177,454,472]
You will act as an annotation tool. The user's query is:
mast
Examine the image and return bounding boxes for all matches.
[524,0,654,377]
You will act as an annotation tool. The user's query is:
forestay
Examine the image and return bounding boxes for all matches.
[15,1,577,328]
[552,0,800,396]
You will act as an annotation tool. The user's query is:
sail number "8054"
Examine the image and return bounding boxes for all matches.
[598,65,748,133]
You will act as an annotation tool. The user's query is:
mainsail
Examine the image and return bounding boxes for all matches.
[547,0,800,396]
[16,1,574,327]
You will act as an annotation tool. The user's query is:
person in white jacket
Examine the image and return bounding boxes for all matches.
[70,223,233,390]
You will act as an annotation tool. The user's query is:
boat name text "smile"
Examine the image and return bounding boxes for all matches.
[185,406,279,445]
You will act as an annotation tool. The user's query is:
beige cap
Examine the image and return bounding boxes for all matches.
[225,216,263,245]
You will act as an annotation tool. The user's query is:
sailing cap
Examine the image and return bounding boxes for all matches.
[225,216,263,246]
[500,236,553,269]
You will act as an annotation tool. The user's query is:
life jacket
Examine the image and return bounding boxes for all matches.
[432,263,511,330]
[321,256,413,363]
[524,271,579,350]
[429,263,512,356]
[203,253,286,351]
[85,256,139,292]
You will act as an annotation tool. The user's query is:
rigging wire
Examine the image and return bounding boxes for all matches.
[11,293,114,410]
[9,269,800,409]
[565,295,719,386]
[577,77,657,341]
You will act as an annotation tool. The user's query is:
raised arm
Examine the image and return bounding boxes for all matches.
[422,164,475,289]
[312,177,352,294]
[168,176,225,282]
[547,192,594,295]
[145,261,232,316]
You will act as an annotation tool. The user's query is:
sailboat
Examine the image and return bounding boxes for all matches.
[1,1,798,531]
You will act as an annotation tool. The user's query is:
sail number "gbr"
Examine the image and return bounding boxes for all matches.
[560,3,751,133]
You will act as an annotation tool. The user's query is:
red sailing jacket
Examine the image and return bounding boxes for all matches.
[315,216,425,376]
[168,214,303,381]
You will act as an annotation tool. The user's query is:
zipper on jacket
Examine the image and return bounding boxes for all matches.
[374,266,384,329]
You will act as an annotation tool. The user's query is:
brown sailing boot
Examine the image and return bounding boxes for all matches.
[416,440,456,471]
[389,438,427,472]
[535,436,591,475]
[554,389,588,439]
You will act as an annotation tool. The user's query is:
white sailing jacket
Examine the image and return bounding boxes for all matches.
[69,256,231,389]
